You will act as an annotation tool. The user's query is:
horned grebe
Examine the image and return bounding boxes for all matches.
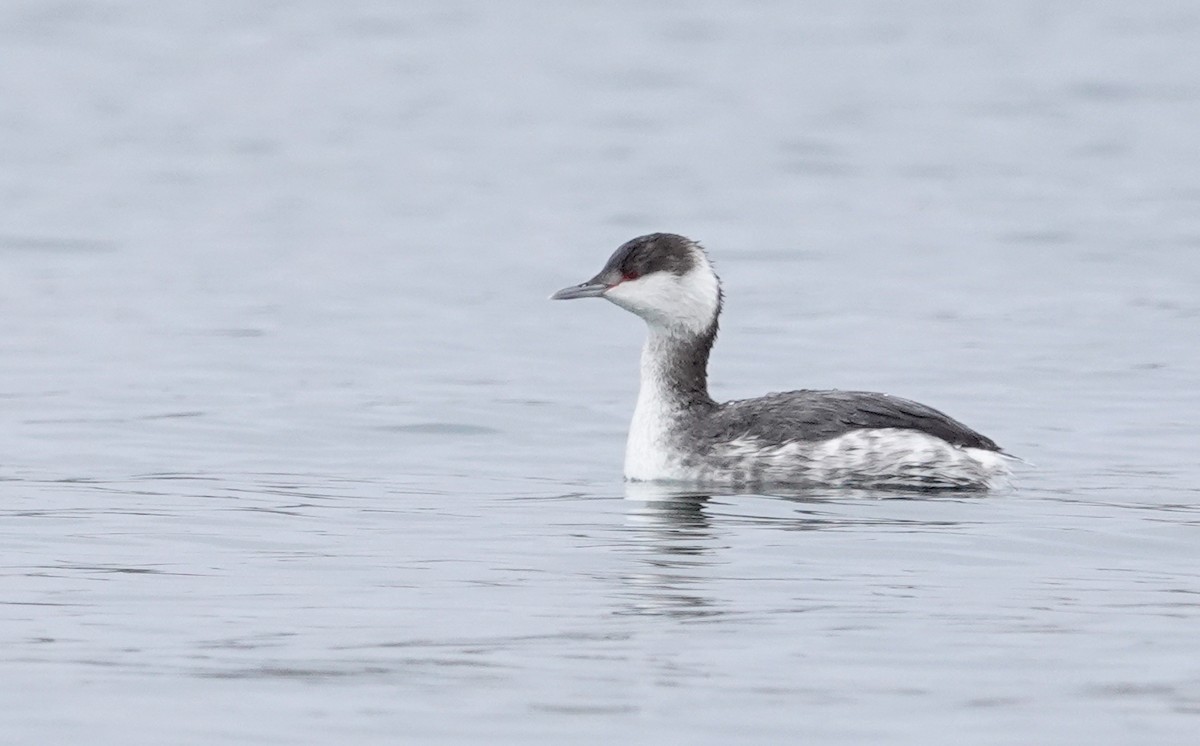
[551,233,1010,490]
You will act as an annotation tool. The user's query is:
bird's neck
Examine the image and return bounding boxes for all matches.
[637,321,718,412]
[623,319,718,481]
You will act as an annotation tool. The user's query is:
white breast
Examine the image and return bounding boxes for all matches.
[623,360,689,481]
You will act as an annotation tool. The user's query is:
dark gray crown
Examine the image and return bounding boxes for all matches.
[600,233,699,280]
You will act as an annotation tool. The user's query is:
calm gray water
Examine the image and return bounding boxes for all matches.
[3,1,1199,744]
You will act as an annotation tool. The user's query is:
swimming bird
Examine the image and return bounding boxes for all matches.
[551,233,1010,490]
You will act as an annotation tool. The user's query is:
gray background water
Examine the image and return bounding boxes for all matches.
[3,1,1199,743]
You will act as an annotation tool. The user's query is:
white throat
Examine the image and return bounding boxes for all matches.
[625,330,687,481]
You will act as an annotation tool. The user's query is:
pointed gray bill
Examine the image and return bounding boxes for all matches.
[550,281,609,300]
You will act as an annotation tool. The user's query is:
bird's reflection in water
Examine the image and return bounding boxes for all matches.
[617,481,974,618]
[618,483,722,618]
[625,483,714,537]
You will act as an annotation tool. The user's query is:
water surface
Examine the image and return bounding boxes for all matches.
[3,2,1199,744]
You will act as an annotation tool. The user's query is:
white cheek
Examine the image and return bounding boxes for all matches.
[605,270,719,333]
[677,261,721,326]
[605,274,677,321]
